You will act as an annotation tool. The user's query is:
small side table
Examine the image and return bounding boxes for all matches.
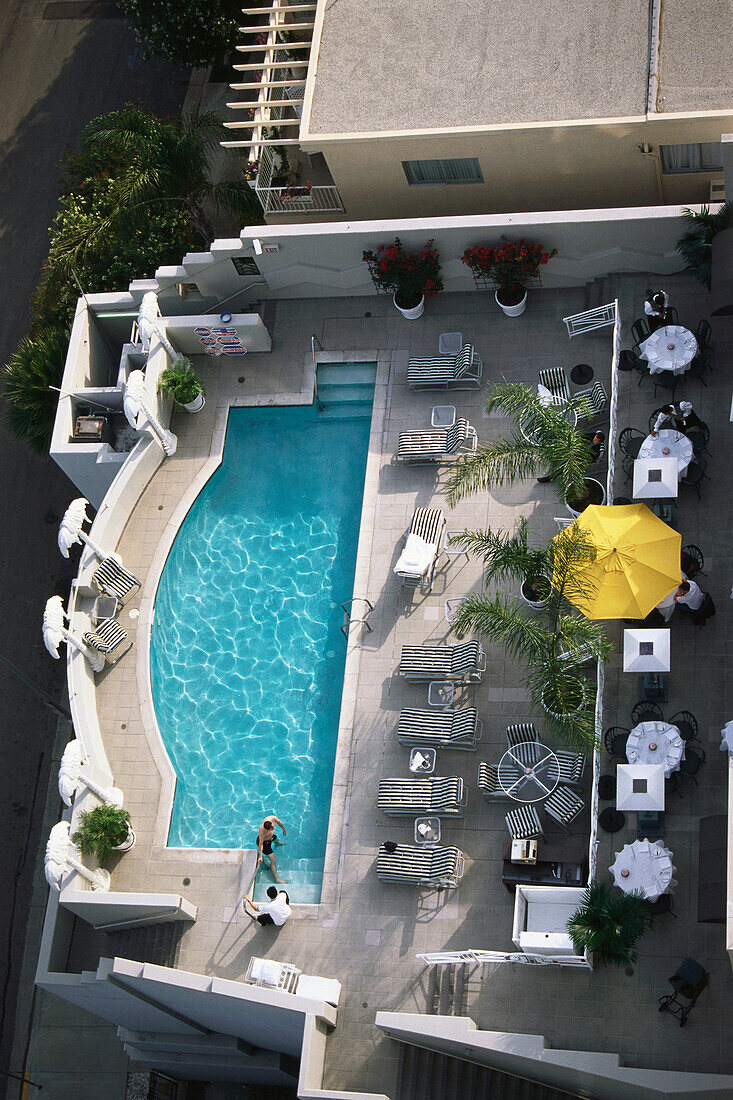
[571,363,594,385]
[428,680,454,708]
[599,807,626,833]
[414,816,441,844]
[409,747,436,774]
[439,331,462,356]
[444,530,470,558]
[431,405,456,428]
[92,595,118,623]
[445,597,468,623]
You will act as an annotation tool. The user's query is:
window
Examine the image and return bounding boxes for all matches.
[402,158,483,186]
[660,142,722,174]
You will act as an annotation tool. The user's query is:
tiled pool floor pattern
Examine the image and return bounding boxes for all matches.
[93,280,733,1093]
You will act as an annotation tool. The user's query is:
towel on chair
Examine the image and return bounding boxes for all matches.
[394,534,434,577]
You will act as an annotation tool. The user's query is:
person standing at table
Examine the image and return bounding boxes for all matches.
[650,405,675,435]
[644,288,670,331]
[673,579,705,613]
[672,400,704,434]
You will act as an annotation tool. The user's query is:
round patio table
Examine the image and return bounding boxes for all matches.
[640,325,697,375]
[498,741,559,802]
[626,721,684,777]
[638,429,694,476]
[610,838,676,901]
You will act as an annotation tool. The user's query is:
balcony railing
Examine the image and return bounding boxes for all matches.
[256,184,344,215]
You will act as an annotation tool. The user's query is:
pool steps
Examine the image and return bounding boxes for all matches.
[315,361,377,420]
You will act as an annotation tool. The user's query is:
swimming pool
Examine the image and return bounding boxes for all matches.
[150,393,373,902]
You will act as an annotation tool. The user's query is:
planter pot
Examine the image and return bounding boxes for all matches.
[115,827,136,854]
[521,576,551,610]
[495,289,527,317]
[181,393,206,413]
[393,293,425,319]
[542,679,588,721]
[566,477,606,517]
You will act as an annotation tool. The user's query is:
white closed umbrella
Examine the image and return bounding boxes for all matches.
[633,455,678,499]
[42,596,104,673]
[57,497,107,560]
[623,628,670,672]
[616,763,666,811]
[58,738,123,807]
[44,821,110,892]
[124,370,177,457]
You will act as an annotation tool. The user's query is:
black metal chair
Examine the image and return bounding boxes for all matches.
[680,458,708,499]
[618,349,641,372]
[618,427,645,459]
[690,591,716,628]
[631,700,664,725]
[659,959,708,1026]
[664,306,680,325]
[668,709,698,744]
[681,544,705,578]
[621,454,635,484]
[648,894,676,927]
[678,745,706,786]
[631,317,651,349]
[695,318,714,350]
[604,726,630,760]
[685,423,710,457]
[687,347,712,385]
[666,772,684,800]
[652,370,678,399]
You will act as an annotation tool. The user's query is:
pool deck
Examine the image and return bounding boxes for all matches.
[85,277,733,1094]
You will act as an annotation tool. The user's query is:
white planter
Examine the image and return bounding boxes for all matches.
[565,477,606,518]
[393,293,425,319]
[115,827,136,853]
[495,290,527,317]
[182,392,206,413]
[521,577,551,611]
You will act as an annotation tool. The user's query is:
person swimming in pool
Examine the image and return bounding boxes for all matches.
[256,815,287,883]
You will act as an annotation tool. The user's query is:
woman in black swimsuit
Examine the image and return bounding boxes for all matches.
[255,815,287,883]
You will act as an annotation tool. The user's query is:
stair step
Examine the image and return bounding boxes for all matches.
[438,966,452,1015]
[426,966,439,1014]
[316,382,375,403]
[317,362,377,386]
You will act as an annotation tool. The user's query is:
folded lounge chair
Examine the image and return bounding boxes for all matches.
[91,556,141,607]
[397,707,482,750]
[377,776,466,816]
[398,640,485,682]
[407,343,482,390]
[478,762,509,800]
[394,508,446,590]
[83,617,131,665]
[396,418,477,464]
[376,844,465,888]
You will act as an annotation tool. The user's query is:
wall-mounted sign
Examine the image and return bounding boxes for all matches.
[193,326,248,356]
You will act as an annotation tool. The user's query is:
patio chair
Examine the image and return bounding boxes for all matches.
[575,380,608,421]
[648,894,676,927]
[621,454,634,484]
[505,804,544,841]
[397,707,482,750]
[396,418,477,464]
[407,343,482,390]
[478,762,509,800]
[376,843,465,888]
[618,349,646,379]
[377,777,466,816]
[555,750,586,785]
[679,746,706,786]
[631,701,664,725]
[618,427,644,459]
[687,347,712,385]
[647,407,673,434]
[544,785,585,831]
[679,457,708,499]
[506,722,539,746]
[685,423,710,457]
[652,371,678,399]
[91,556,141,608]
[604,726,630,761]
[631,317,651,349]
[82,617,131,665]
[690,592,715,627]
[681,544,705,578]
[538,366,570,404]
[668,710,698,744]
[394,508,446,590]
[397,640,485,682]
[694,318,714,350]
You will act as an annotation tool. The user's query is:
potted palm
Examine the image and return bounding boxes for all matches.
[567,882,650,968]
[676,201,732,289]
[72,804,135,863]
[157,358,205,412]
[445,381,604,515]
[462,237,557,316]
[362,237,443,319]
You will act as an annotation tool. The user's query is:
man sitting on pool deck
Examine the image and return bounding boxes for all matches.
[256,815,287,883]
[243,886,291,927]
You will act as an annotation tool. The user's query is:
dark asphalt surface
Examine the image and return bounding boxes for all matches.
[0,1,188,1086]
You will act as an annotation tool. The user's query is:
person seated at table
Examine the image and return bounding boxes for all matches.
[673,578,705,614]
[644,288,671,331]
[584,430,605,461]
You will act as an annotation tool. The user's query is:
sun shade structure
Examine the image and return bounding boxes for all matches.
[623,628,671,672]
[553,504,681,620]
[616,763,666,811]
[633,456,678,499]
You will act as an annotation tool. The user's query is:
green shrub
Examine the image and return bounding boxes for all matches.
[2,328,70,453]
[118,0,241,67]
[158,358,205,405]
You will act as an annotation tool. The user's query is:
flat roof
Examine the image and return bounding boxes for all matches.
[307,0,729,135]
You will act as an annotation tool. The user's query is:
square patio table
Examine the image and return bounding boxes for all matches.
[414,816,441,844]
[431,404,456,428]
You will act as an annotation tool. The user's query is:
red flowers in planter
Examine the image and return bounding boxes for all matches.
[363,237,443,306]
[462,236,557,300]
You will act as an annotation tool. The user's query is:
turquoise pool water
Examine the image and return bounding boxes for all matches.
[150,393,372,902]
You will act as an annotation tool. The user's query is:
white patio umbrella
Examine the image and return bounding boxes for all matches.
[57,497,106,560]
[44,821,110,892]
[58,739,123,807]
[633,455,678,500]
[123,370,177,457]
[42,595,104,673]
[623,628,671,672]
[616,763,666,811]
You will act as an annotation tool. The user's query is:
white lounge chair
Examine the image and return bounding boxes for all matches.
[538,367,570,405]
[394,508,446,590]
[397,707,482,750]
[407,344,482,390]
[82,618,131,665]
[378,777,466,816]
[376,844,465,888]
[396,418,477,464]
[91,557,141,608]
[398,640,485,682]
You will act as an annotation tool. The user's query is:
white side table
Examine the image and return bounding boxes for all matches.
[431,405,456,428]
[409,747,436,774]
[428,680,454,707]
[414,816,441,844]
[439,331,463,356]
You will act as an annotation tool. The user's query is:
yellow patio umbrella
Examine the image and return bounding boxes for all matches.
[553,504,682,620]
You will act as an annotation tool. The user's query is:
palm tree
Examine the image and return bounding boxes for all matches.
[2,327,69,454]
[676,202,733,289]
[567,882,650,967]
[51,107,262,268]
[446,381,598,509]
[451,520,611,752]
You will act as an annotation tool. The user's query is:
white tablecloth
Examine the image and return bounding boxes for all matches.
[640,326,698,375]
[626,721,684,776]
[610,839,676,901]
[638,430,693,476]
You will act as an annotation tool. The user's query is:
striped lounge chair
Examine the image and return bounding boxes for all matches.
[91,556,141,607]
[505,722,541,766]
[396,418,477,464]
[397,707,482,750]
[397,640,485,682]
[394,508,446,590]
[505,804,545,841]
[544,785,585,831]
[376,844,465,888]
[407,344,482,390]
[82,617,131,665]
[477,762,508,800]
[538,366,570,405]
[377,776,466,816]
[555,751,586,785]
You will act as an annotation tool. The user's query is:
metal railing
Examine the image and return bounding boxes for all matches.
[257,184,345,215]
[562,302,618,338]
[417,949,591,969]
[311,333,323,410]
[340,597,374,637]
